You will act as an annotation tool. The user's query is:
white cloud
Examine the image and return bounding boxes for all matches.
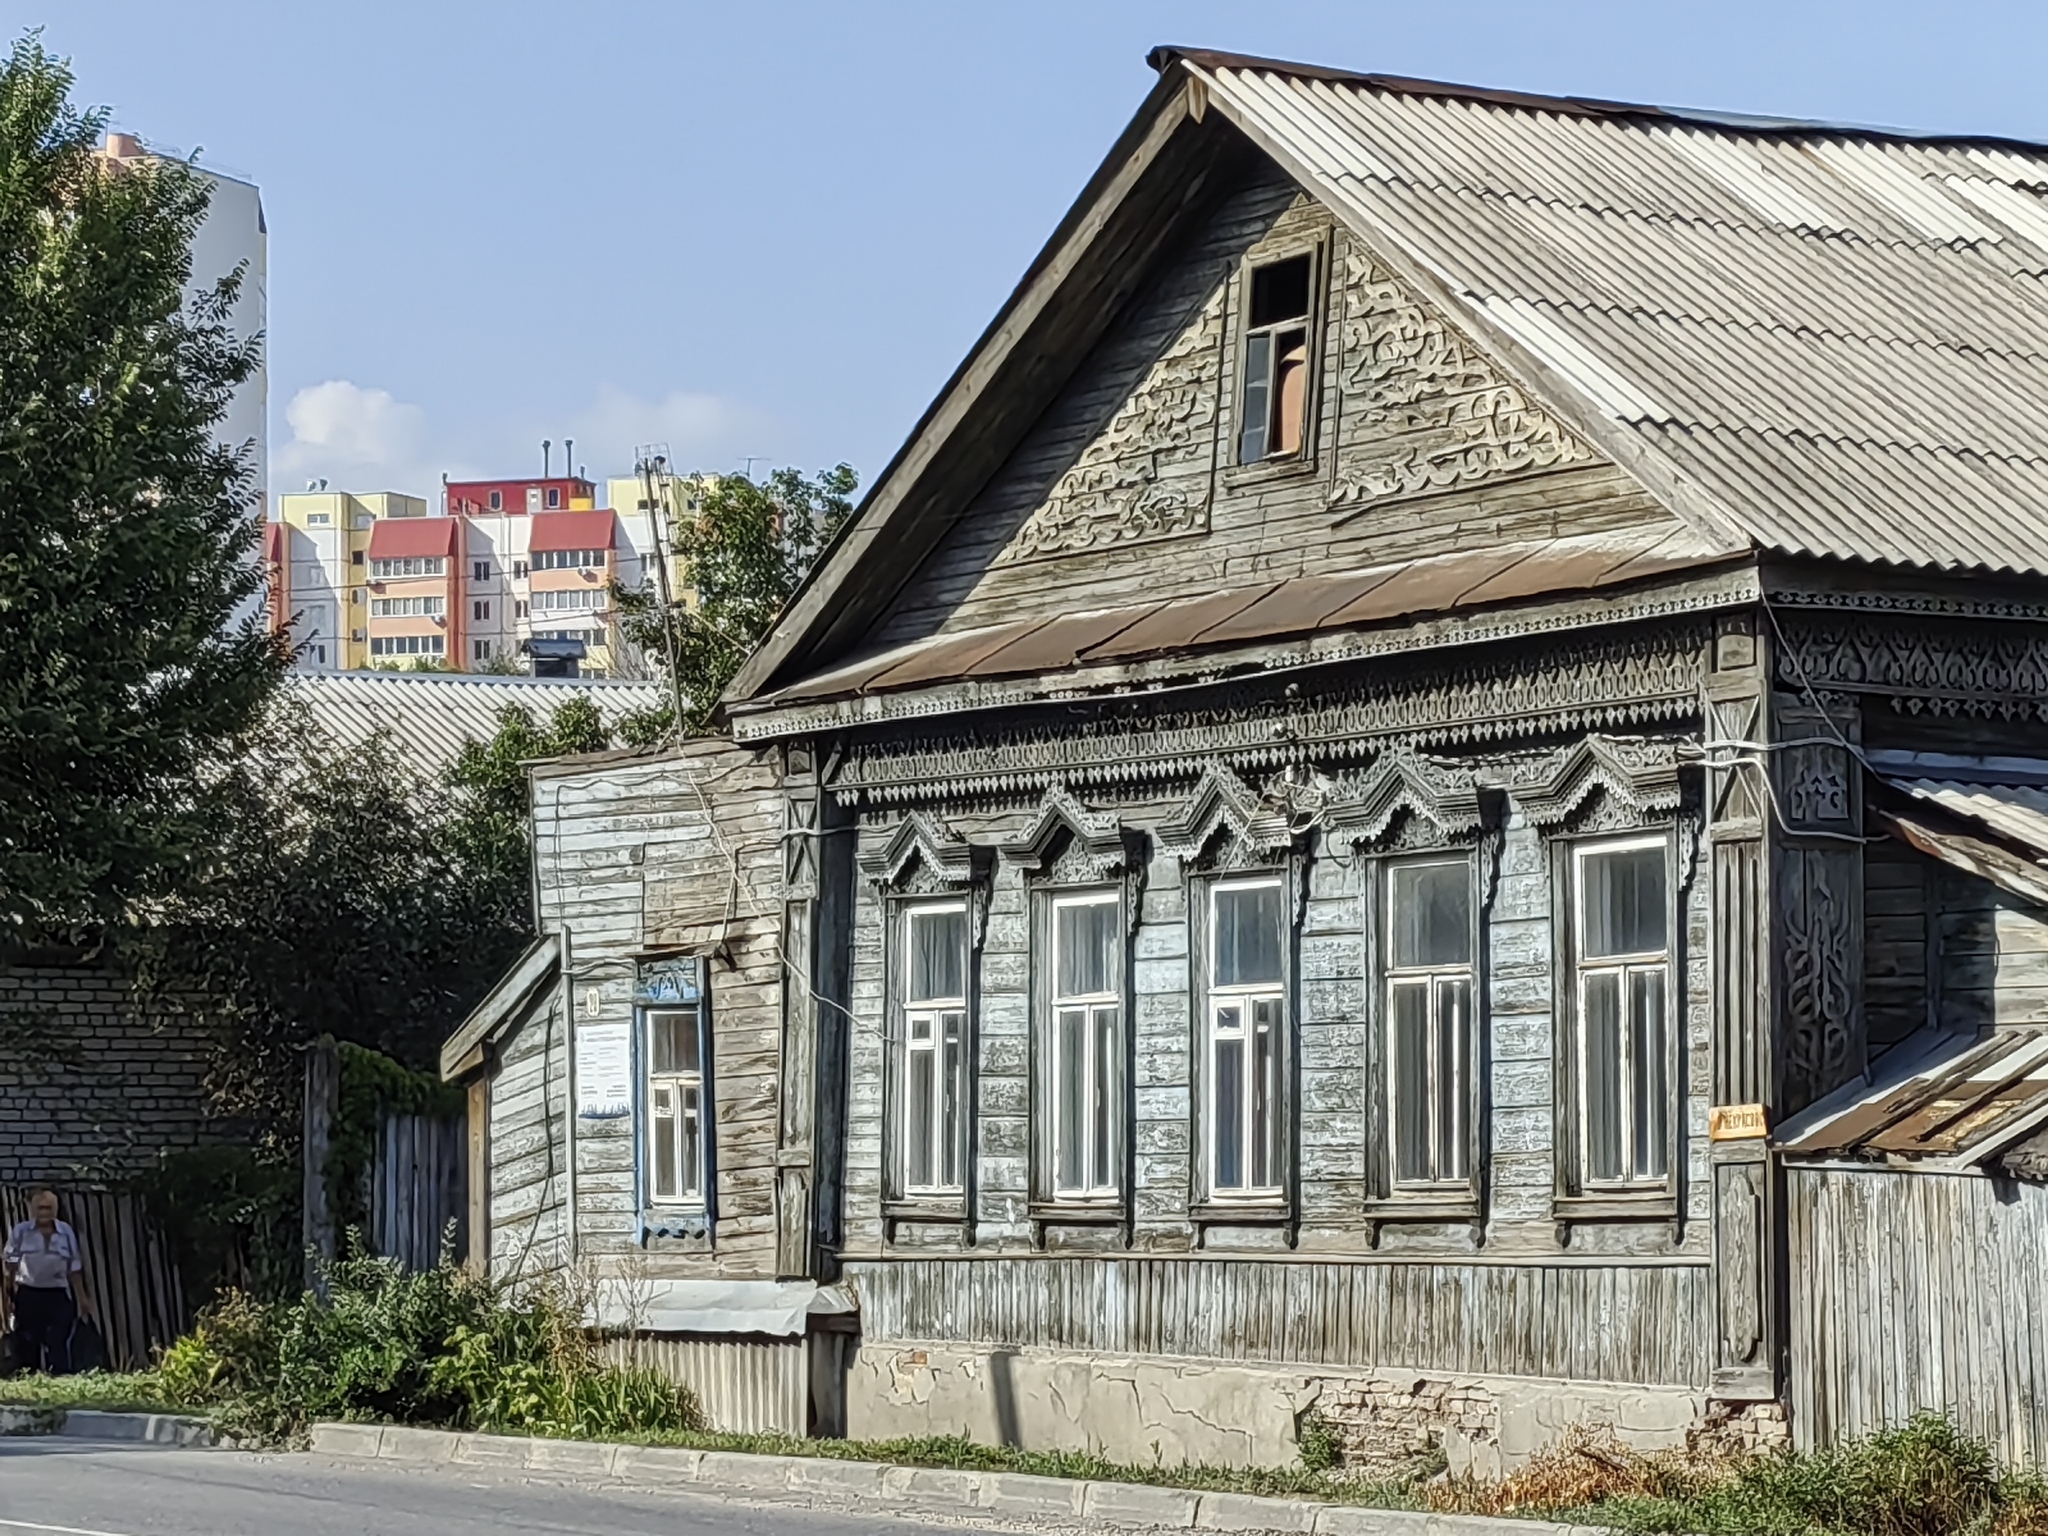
[273,380,438,499]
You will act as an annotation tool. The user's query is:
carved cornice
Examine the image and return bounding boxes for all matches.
[1766,587,2048,625]
[998,785,1135,880]
[1157,763,1298,862]
[1502,735,1683,832]
[823,625,1709,808]
[1324,747,1483,851]
[857,811,976,890]
[1776,616,2048,719]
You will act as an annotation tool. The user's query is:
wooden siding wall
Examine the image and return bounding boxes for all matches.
[1790,1166,2048,1462]
[871,163,1678,650]
[851,1256,1709,1386]
[1862,840,2048,1045]
[1863,835,1932,1054]
[489,743,785,1283]
[838,748,1713,1385]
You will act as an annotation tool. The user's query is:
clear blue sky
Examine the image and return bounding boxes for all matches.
[35,0,2048,501]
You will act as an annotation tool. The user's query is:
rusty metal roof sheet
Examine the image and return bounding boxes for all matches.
[1781,1027,2048,1165]
[766,527,1733,705]
[1177,55,2048,577]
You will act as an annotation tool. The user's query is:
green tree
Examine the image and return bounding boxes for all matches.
[0,37,281,945]
[618,464,857,735]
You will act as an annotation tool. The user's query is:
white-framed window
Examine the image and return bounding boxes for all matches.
[1238,253,1315,463]
[369,556,446,579]
[369,595,445,617]
[899,900,969,1196]
[1048,889,1121,1200]
[535,548,606,570]
[472,559,490,582]
[488,490,503,511]
[1572,837,1672,1188]
[515,600,530,618]
[646,1005,707,1206]
[512,559,529,579]
[546,486,562,508]
[369,634,444,657]
[473,600,490,621]
[1206,876,1286,1199]
[1384,856,1474,1191]
[535,588,604,612]
[472,640,492,661]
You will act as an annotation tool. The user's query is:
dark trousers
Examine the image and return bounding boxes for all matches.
[12,1285,75,1375]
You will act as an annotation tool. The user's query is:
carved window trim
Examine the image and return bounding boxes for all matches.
[1549,824,1686,1227]
[864,814,987,1227]
[1223,234,1331,483]
[634,956,715,1245]
[1002,787,1143,1227]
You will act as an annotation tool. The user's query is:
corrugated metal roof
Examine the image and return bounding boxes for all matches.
[366,517,459,559]
[1782,1026,2048,1165]
[766,525,1731,705]
[285,671,664,775]
[529,510,616,552]
[1179,55,2048,576]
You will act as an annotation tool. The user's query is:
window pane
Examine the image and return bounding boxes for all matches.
[680,1085,702,1198]
[1091,1004,1118,1191]
[652,1086,677,1200]
[1271,329,1309,457]
[1214,1027,1244,1190]
[1055,898,1118,999]
[1391,980,1430,1184]
[1583,972,1624,1183]
[1583,847,1667,958]
[1389,862,1472,968]
[1055,1007,1086,1192]
[1630,969,1669,1179]
[650,1010,700,1075]
[1437,976,1471,1181]
[908,906,967,1002]
[907,1048,934,1188]
[1239,333,1271,463]
[1251,997,1279,1190]
[941,1011,964,1188]
[1249,255,1311,326]
[1214,883,1284,986]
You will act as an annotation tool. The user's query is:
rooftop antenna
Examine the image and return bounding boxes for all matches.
[635,442,687,741]
[742,456,762,480]
[542,439,552,478]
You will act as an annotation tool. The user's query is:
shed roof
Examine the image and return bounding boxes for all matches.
[285,670,664,775]
[529,510,616,553]
[1780,1025,2048,1168]
[366,516,459,560]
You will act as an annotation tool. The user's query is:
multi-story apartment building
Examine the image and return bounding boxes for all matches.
[270,491,427,669]
[269,474,691,677]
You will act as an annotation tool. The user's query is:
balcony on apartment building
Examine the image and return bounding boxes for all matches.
[365,515,462,667]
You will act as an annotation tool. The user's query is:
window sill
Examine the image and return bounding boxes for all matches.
[883,1198,969,1224]
[1190,1199,1292,1224]
[1029,1200,1126,1224]
[1363,1195,1481,1225]
[1221,455,1320,491]
[1553,1191,1678,1223]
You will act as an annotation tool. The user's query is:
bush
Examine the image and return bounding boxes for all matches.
[158,1249,701,1443]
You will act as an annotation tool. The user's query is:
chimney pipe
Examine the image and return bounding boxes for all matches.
[543,440,552,478]
[565,439,574,485]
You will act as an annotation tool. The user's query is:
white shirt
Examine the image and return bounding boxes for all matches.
[4,1220,81,1290]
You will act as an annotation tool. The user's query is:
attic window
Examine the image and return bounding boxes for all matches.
[1239,254,1314,464]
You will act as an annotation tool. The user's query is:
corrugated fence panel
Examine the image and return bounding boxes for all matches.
[848,1257,1709,1387]
[603,1334,808,1436]
[1,1186,187,1370]
[371,1114,467,1272]
[1791,1166,2048,1462]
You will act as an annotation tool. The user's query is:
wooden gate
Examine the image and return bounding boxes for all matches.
[370,1113,467,1271]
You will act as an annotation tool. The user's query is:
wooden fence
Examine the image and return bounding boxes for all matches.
[370,1113,467,1272]
[0,1186,188,1370]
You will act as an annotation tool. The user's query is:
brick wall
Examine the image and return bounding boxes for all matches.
[0,965,220,1183]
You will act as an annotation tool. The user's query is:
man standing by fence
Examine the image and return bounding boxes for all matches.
[4,1190,91,1375]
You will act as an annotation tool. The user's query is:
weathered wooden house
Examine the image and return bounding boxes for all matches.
[454,50,2048,1469]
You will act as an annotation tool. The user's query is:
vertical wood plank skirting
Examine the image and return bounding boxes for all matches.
[1711,838,1766,1108]
[847,1255,1710,1386]
[1790,1167,2048,1464]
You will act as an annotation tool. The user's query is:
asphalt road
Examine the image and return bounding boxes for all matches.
[0,1438,1002,1536]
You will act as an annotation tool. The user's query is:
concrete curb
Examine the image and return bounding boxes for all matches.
[0,1407,213,1446]
[307,1422,1606,1534]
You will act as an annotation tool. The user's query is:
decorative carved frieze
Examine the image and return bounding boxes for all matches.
[1779,847,1859,1113]
[1157,763,1301,863]
[828,626,1708,807]
[1776,617,2048,720]
[997,288,1224,565]
[1501,735,1685,833]
[998,785,1136,883]
[1329,249,1592,518]
[1324,747,1484,852]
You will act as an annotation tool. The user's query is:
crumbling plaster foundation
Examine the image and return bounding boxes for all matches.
[845,1341,1713,1475]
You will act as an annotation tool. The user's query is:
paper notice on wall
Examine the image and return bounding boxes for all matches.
[576,1020,632,1119]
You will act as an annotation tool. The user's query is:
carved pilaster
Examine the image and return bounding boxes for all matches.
[775,740,826,1279]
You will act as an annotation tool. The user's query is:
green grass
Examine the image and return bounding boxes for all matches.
[0,1370,186,1416]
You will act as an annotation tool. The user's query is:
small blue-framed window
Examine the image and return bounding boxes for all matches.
[636,958,715,1235]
